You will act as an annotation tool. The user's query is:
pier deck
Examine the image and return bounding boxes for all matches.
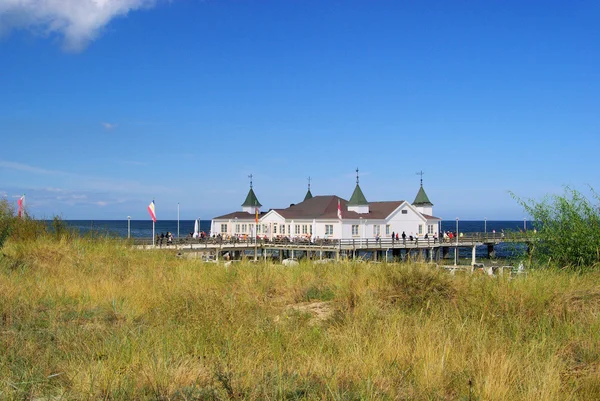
[133,232,535,263]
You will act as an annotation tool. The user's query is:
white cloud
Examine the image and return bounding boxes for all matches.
[0,159,64,175]
[0,0,160,51]
[102,122,117,130]
[12,187,114,208]
[44,187,67,192]
[1,159,170,195]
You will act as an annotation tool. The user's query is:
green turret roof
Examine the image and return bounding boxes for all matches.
[413,186,433,206]
[304,189,313,201]
[241,188,262,207]
[348,184,368,206]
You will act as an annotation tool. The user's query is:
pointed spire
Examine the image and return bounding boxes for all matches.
[348,184,368,205]
[242,174,262,207]
[304,176,313,201]
[348,168,368,206]
[413,187,432,206]
[413,172,433,206]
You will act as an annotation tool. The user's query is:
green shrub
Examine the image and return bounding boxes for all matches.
[511,187,600,270]
[0,199,14,251]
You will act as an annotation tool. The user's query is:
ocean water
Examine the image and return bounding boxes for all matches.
[62,220,213,239]
[61,220,530,239]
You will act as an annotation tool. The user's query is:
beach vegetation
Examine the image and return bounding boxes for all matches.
[1,228,599,400]
[0,198,13,250]
[511,186,600,270]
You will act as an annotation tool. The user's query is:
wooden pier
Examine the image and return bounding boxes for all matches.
[133,232,535,264]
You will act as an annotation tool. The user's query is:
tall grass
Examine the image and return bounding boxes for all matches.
[1,233,599,400]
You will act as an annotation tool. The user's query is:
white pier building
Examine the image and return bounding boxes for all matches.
[211,171,441,242]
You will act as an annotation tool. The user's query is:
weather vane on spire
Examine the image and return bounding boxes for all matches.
[307,176,311,190]
[416,170,425,186]
[248,174,253,189]
[356,167,359,185]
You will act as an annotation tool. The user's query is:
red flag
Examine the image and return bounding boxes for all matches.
[17,195,24,218]
[337,199,342,220]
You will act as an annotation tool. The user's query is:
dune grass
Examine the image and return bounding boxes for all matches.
[1,236,599,400]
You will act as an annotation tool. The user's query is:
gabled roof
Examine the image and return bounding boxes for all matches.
[273,196,344,220]
[413,186,433,206]
[271,196,402,220]
[304,189,313,201]
[348,184,368,206]
[241,188,262,207]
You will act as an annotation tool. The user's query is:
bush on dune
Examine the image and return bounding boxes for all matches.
[511,186,600,271]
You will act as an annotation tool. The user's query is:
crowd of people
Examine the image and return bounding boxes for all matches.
[189,231,208,239]
[389,231,437,243]
[152,230,485,246]
[155,231,174,246]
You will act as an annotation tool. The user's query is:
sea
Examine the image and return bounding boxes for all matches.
[61,220,530,239]
[61,220,531,259]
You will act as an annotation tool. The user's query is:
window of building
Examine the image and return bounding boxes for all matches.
[428,224,434,234]
[263,224,268,234]
[325,225,333,236]
[418,224,423,234]
[401,210,408,215]
[235,224,240,233]
[287,225,291,235]
[281,224,285,235]
[242,224,247,233]
[250,224,254,234]
[220,224,227,233]
[373,225,381,236]
[386,225,390,235]
[295,225,300,235]
[273,223,277,234]
[352,225,359,236]
[302,225,308,234]
[310,225,313,235]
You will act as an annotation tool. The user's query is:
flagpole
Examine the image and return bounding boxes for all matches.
[177,202,180,239]
[152,221,155,247]
[254,202,259,262]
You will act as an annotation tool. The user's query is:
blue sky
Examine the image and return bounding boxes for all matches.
[1,0,599,220]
